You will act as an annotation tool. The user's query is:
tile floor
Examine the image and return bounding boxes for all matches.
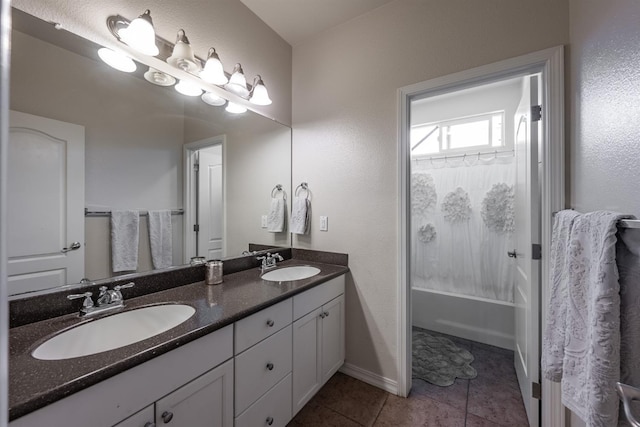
[287,331,529,427]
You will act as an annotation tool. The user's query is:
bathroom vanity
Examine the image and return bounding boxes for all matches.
[8,251,348,427]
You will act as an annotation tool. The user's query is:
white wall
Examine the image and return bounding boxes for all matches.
[292,0,569,384]
[12,0,292,126]
[565,1,640,425]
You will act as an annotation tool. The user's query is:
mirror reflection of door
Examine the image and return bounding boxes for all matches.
[196,145,223,259]
[8,110,85,295]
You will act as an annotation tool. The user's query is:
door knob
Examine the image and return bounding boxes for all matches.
[507,250,517,258]
[61,242,81,253]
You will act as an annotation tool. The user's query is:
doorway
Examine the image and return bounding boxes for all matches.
[183,136,225,262]
[398,46,565,427]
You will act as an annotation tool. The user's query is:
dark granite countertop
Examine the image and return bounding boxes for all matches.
[9,258,349,421]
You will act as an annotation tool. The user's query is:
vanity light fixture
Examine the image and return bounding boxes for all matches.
[201,92,227,107]
[225,64,249,98]
[144,67,176,86]
[200,48,228,85]
[175,79,203,97]
[167,29,200,73]
[249,75,272,106]
[225,102,247,114]
[117,10,159,56]
[97,47,137,73]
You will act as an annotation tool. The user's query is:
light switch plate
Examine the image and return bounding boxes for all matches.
[261,215,268,228]
[320,216,328,231]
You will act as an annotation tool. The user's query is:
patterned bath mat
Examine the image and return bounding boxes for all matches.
[412,328,477,386]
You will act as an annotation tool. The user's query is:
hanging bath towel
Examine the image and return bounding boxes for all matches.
[267,197,285,232]
[111,210,139,272]
[148,210,172,269]
[291,196,311,235]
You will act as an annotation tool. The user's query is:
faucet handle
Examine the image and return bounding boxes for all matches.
[67,292,94,309]
[114,282,135,291]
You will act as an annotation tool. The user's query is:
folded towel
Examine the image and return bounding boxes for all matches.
[560,211,630,426]
[542,209,580,382]
[291,197,311,235]
[111,210,139,272]
[267,198,285,232]
[148,210,172,269]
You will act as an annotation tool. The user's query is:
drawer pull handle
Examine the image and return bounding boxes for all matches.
[266,416,274,425]
[266,319,275,327]
[161,411,174,423]
[266,362,274,371]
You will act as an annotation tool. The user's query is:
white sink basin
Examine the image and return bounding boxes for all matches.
[32,304,196,360]
[261,266,321,282]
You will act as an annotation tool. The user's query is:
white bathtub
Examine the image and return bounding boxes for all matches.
[412,287,514,350]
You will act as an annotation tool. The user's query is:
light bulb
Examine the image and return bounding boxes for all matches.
[175,80,203,97]
[224,63,249,98]
[200,48,228,86]
[97,47,136,72]
[144,67,176,86]
[225,102,247,114]
[249,75,272,106]
[166,29,200,73]
[202,92,226,107]
[118,10,159,56]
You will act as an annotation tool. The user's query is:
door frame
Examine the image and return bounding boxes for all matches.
[183,135,226,263]
[397,46,565,426]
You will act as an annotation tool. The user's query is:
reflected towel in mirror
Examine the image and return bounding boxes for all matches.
[267,198,285,232]
[148,210,172,269]
[111,210,140,272]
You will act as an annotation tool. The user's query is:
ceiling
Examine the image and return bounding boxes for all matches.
[239,0,395,46]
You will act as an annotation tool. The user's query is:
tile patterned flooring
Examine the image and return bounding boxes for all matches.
[287,331,529,427]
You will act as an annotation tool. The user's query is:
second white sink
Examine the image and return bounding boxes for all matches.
[261,266,321,282]
[32,304,196,360]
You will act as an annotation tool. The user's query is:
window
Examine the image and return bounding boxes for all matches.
[411,112,504,157]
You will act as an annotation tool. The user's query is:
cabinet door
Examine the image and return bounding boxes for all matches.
[292,307,323,416]
[321,295,345,383]
[155,359,233,427]
[113,406,154,427]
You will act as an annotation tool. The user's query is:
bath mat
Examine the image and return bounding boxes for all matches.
[412,328,477,386]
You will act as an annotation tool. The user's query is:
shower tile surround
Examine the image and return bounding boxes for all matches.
[288,331,528,427]
[8,248,348,421]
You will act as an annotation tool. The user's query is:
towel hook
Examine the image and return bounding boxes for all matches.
[271,184,285,199]
[295,182,310,199]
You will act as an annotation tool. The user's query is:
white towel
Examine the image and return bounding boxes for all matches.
[111,210,139,272]
[542,209,580,382]
[291,197,311,235]
[267,197,285,232]
[148,210,173,269]
[560,211,630,426]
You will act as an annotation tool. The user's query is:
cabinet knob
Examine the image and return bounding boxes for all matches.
[324,311,330,318]
[266,416,274,425]
[319,313,325,319]
[266,319,275,327]
[266,362,274,371]
[161,411,174,423]
[144,423,156,427]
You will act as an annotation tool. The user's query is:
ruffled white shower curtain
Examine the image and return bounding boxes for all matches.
[411,155,515,303]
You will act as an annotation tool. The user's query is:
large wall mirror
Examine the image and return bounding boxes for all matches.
[8,8,292,297]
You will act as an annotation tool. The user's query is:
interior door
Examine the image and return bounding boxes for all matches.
[513,75,541,426]
[197,145,223,259]
[8,110,85,295]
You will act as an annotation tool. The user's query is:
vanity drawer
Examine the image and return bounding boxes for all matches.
[235,298,292,354]
[235,325,292,416]
[235,373,292,427]
[293,276,345,320]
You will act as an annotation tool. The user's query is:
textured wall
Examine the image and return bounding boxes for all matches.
[13,0,292,125]
[568,0,640,215]
[292,0,569,382]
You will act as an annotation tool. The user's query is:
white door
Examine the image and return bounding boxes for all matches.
[513,75,541,426]
[197,145,223,259]
[8,111,85,295]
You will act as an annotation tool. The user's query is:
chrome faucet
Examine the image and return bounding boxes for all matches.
[68,282,135,317]
[257,252,284,272]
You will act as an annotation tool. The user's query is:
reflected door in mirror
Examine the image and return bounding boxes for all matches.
[197,144,223,259]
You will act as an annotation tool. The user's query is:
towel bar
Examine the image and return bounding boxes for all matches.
[85,209,184,217]
[552,211,640,229]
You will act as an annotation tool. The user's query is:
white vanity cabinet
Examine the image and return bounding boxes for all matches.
[292,276,345,416]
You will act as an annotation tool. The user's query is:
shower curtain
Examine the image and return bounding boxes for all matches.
[411,154,515,303]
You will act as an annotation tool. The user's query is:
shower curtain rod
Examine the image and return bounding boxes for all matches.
[413,148,515,163]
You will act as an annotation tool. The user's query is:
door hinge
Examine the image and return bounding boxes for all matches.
[193,224,200,232]
[532,382,542,400]
[532,244,542,260]
[531,105,542,122]
[194,161,199,172]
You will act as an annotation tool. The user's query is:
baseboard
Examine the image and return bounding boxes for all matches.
[339,363,398,395]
